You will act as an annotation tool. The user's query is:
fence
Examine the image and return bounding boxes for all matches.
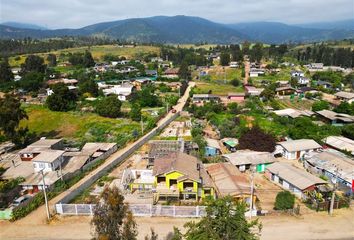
[55,203,206,218]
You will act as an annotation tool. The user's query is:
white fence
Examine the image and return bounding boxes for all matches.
[56,203,206,218]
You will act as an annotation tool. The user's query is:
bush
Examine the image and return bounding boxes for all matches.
[95,96,122,118]
[274,191,295,210]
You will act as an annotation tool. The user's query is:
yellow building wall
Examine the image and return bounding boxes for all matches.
[165,171,184,189]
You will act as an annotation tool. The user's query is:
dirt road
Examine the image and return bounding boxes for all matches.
[9,82,196,226]
[1,208,353,239]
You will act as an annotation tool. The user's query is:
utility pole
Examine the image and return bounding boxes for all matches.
[166,101,169,114]
[40,169,51,221]
[140,116,144,134]
[329,168,338,215]
[249,167,255,220]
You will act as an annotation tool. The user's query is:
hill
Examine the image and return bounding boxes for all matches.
[295,19,354,30]
[0,16,353,44]
[227,21,354,44]
[1,21,48,30]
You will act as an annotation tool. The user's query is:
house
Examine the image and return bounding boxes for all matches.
[297,77,310,86]
[316,80,332,89]
[229,62,239,68]
[19,139,64,161]
[32,150,65,173]
[275,86,296,96]
[223,150,276,173]
[276,81,290,87]
[316,110,354,125]
[47,78,78,86]
[163,68,180,78]
[291,70,305,78]
[304,151,354,189]
[249,68,265,77]
[153,152,214,201]
[221,138,238,152]
[334,91,354,103]
[20,171,62,193]
[205,138,221,157]
[244,86,264,96]
[227,92,245,102]
[265,162,327,199]
[323,136,354,155]
[298,87,317,94]
[275,139,322,160]
[145,70,158,77]
[272,108,314,119]
[206,163,255,205]
[310,63,324,70]
[102,82,136,101]
[192,94,220,103]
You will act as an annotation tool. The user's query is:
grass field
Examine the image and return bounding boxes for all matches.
[194,81,244,95]
[20,105,141,146]
[9,45,161,67]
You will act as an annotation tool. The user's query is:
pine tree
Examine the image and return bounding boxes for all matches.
[0,58,14,83]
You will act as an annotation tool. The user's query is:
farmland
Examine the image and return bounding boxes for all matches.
[9,45,161,67]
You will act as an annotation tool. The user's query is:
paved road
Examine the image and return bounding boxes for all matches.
[11,81,195,225]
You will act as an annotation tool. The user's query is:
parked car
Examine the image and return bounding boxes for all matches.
[11,196,30,207]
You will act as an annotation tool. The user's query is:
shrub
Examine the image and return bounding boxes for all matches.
[274,191,295,210]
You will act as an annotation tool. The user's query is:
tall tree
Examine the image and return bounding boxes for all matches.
[78,79,99,97]
[91,186,137,240]
[47,54,57,67]
[18,72,45,92]
[20,55,46,74]
[0,94,28,140]
[0,58,14,83]
[46,83,77,111]
[129,103,142,122]
[83,50,95,68]
[220,52,231,66]
[178,61,191,80]
[95,96,122,118]
[184,196,261,240]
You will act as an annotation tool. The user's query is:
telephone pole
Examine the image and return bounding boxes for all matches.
[140,116,144,134]
[249,167,255,220]
[40,169,51,221]
[329,168,338,215]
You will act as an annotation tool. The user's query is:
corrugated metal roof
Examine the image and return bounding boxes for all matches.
[278,139,321,152]
[266,162,326,190]
[223,150,276,166]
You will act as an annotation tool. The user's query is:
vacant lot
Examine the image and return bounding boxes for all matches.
[194,81,244,95]
[21,105,141,145]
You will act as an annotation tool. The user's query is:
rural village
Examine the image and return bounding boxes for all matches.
[0,38,354,239]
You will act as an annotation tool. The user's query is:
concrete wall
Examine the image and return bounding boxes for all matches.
[56,113,180,205]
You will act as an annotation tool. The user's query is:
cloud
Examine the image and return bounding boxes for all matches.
[1,0,353,29]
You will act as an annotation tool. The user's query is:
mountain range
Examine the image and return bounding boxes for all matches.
[1,16,353,44]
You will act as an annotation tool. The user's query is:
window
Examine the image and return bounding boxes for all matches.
[204,189,211,195]
[39,163,45,169]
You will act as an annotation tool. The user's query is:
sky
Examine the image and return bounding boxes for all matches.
[1,0,353,29]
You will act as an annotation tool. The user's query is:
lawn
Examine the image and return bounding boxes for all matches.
[205,67,242,81]
[20,105,141,146]
[9,45,161,67]
[194,81,244,95]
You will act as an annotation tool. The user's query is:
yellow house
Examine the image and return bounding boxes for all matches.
[153,152,214,202]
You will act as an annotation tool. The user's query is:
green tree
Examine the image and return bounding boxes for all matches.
[274,191,295,210]
[167,227,183,240]
[178,61,191,80]
[334,102,354,115]
[46,83,77,111]
[21,55,46,74]
[342,124,354,140]
[230,79,241,87]
[78,79,99,97]
[129,103,142,121]
[18,72,45,92]
[83,50,95,68]
[91,186,137,240]
[239,127,276,152]
[311,100,330,111]
[0,58,14,83]
[0,94,28,140]
[184,196,261,240]
[47,54,57,67]
[227,102,239,114]
[220,52,230,66]
[95,96,122,118]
